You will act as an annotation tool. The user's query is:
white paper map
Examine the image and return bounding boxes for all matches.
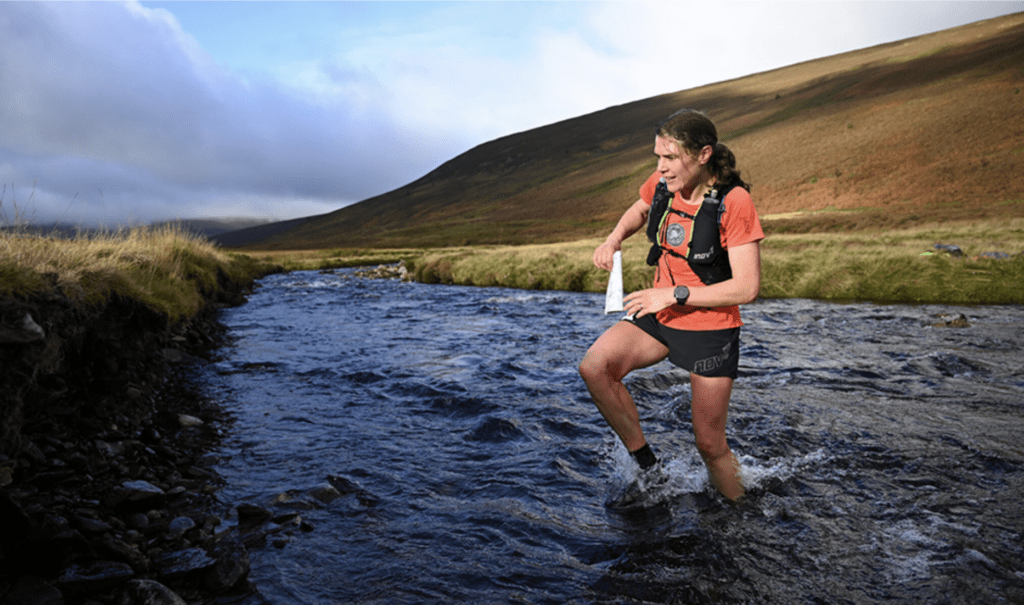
[604,251,624,314]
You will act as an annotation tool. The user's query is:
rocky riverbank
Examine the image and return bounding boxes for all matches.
[1,275,275,605]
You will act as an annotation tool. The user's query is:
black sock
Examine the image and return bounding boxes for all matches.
[630,444,658,470]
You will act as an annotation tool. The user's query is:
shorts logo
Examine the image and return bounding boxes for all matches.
[666,223,685,247]
[693,342,732,374]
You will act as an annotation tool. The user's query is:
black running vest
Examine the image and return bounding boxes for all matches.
[645,178,734,285]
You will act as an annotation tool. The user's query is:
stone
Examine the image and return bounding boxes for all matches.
[0,576,63,605]
[98,533,149,573]
[933,243,963,257]
[204,532,250,591]
[121,480,165,500]
[931,313,971,328]
[153,548,216,582]
[113,579,187,605]
[0,313,46,344]
[176,414,203,428]
[56,561,134,595]
[308,484,342,504]
[73,514,113,535]
[236,503,272,526]
[167,516,195,539]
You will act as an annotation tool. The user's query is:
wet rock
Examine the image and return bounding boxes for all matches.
[125,512,150,531]
[57,560,134,595]
[113,579,187,605]
[0,576,63,605]
[327,474,381,507]
[931,313,971,328]
[236,503,273,526]
[106,480,165,510]
[153,547,216,582]
[176,414,203,428]
[352,261,410,281]
[167,516,195,540]
[98,533,149,573]
[0,312,46,344]
[308,483,342,504]
[73,514,113,535]
[204,532,250,591]
[94,440,123,459]
[271,490,322,511]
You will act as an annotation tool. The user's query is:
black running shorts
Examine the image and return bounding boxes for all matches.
[627,314,740,379]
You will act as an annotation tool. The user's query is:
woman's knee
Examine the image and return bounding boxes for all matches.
[578,349,609,385]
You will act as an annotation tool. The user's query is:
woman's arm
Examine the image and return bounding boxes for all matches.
[593,199,649,271]
[624,241,761,317]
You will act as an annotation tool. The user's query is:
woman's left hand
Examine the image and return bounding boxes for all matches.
[623,287,678,319]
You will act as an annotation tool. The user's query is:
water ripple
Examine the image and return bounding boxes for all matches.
[202,270,1024,604]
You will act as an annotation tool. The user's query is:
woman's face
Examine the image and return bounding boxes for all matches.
[654,136,711,194]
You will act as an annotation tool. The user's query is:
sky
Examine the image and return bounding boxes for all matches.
[1,1,1022,227]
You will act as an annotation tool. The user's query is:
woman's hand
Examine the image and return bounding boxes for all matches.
[624,287,678,319]
[592,241,620,271]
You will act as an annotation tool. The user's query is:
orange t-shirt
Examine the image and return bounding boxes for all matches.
[639,171,764,331]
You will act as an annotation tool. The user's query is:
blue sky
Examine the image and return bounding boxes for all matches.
[2,1,1022,226]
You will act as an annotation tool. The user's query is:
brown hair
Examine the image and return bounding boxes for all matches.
[656,109,749,191]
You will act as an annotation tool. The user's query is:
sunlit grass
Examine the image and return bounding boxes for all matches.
[236,247,419,272]
[401,218,1024,304]
[1,225,277,321]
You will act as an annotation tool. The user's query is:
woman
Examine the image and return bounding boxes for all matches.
[579,109,764,504]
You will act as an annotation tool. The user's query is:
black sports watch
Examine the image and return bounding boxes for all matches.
[674,285,690,306]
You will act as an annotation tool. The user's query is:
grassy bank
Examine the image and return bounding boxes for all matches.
[401,218,1024,305]
[232,247,418,272]
[1,225,280,320]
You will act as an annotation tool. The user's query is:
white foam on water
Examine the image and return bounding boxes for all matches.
[737,448,829,491]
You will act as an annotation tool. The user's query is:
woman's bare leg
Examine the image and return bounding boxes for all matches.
[690,373,744,501]
[579,321,668,452]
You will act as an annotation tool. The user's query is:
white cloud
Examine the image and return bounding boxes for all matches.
[0,2,436,225]
[1,0,1021,226]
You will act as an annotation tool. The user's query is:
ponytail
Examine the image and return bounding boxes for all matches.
[710,142,750,192]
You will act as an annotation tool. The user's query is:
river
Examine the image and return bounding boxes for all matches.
[199,269,1024,604]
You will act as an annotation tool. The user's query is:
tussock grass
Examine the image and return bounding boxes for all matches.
[409,238,656,293]
[236,248,419,272]
[403,218,1024,305]
[760,219,1024,303]
[1,225,276,321]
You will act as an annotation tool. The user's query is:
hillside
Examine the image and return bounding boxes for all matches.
[218,12,1024,250]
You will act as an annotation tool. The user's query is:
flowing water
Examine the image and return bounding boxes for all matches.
[201,269,1024,604]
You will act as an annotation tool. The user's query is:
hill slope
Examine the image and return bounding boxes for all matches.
[221,13,1024,250]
